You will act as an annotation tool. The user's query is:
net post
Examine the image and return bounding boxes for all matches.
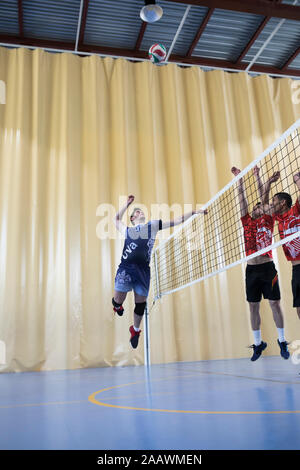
[144,249,160,367]
[154,249,161,300]
[143,301,151,367]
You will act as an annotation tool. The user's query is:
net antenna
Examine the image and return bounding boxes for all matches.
[149,118,300,304]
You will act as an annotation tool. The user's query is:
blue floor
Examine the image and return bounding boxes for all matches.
[0,357,300,450]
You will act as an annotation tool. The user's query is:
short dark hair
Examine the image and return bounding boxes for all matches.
[252,201,261,212]
[274,192,292,209]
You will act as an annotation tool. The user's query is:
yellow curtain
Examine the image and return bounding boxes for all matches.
[0,46,299,372]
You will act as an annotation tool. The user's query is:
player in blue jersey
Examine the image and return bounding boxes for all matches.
[112,195,206,348]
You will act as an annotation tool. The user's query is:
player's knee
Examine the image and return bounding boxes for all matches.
[249,302,260,313]
[112,297,124,316]
[112,297,123,308]
[269,299,280,307]
[134,302,146,317]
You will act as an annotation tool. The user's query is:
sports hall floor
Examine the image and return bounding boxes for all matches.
[0,356,299,450]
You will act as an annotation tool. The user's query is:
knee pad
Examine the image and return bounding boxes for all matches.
[134,302,146,317]
[112,297,124,316]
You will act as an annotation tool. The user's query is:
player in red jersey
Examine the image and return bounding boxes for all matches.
[231,166,289,361]
[269,172,300,322]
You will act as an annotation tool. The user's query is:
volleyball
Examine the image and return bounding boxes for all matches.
[149,43,167,63]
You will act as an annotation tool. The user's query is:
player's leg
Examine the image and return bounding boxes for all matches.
[269,300,284,328]
[249,301,262,340]
[113,268,133,316]
[249,301,260,329]
[248,301,267,361]
[246,265,263,339]
[128,292,147,349]
[292,265,300,320]
[133,292,147,330]
[262,262,283,329]
[262,262,289,359]
[128,266,150,349]
[246,265,267,361]
[112,290,127,316]
[269,300,289,359]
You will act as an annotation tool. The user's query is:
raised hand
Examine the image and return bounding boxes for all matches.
[253,165,260,177]
[268,171,280,184]
[293,172,300,184]
[231,167,241,177]
[193,209,208,215]
[127,195,135,206]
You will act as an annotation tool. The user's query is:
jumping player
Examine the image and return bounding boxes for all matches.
[269,172,300,322]
[112,195,206,349]
[231,166,289,361]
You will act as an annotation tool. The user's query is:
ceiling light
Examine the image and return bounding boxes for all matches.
[140,1,163,23]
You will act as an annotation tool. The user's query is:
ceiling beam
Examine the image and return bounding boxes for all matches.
[0,35,75,51]
[235,16,270,64]
[281,46,300,70]
[250,63,300,77]
[0,35,146,58]
[186,7,214,57]
[135,21,147,51]
[80,42,147,59]
[18,0,24,37]
[169,52,300,76]
[166,4,191,61]
[78,0,90,47]
[0,35,299,77]
[245,13,287,72]
[166,0,300,21]
[75,0,85,51]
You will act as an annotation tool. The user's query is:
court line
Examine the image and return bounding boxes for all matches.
[0,374,200,410]
[88,378,300,415]
[175,367,300,385]
[1,370,298,411]
[0,400,87,409]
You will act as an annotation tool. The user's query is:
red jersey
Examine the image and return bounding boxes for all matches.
[241,213,274,258]
[273,199,300,261]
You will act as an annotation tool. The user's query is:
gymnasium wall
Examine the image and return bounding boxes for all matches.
[0,46,299,371]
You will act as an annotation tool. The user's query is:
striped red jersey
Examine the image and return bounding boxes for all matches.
[273,199,300,261]
[241,213,274,258]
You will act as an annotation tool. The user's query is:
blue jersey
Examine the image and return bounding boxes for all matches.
[119,220,162,268]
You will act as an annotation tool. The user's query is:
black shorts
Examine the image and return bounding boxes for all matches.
[245,261,280,303]
[292,264,300,307]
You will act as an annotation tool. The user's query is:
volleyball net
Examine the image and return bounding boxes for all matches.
[150,119,300,303]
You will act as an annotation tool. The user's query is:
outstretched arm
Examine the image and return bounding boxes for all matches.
[253,165,280,213]
[253,165,264,202]
[231,167,248,217]
[161,209,207,230]
[262,171,281,215]
[114,195,134,234]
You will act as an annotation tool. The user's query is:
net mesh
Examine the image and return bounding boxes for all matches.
[149,120,300,303]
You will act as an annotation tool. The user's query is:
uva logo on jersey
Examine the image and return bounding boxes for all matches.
[122,242,138,260]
